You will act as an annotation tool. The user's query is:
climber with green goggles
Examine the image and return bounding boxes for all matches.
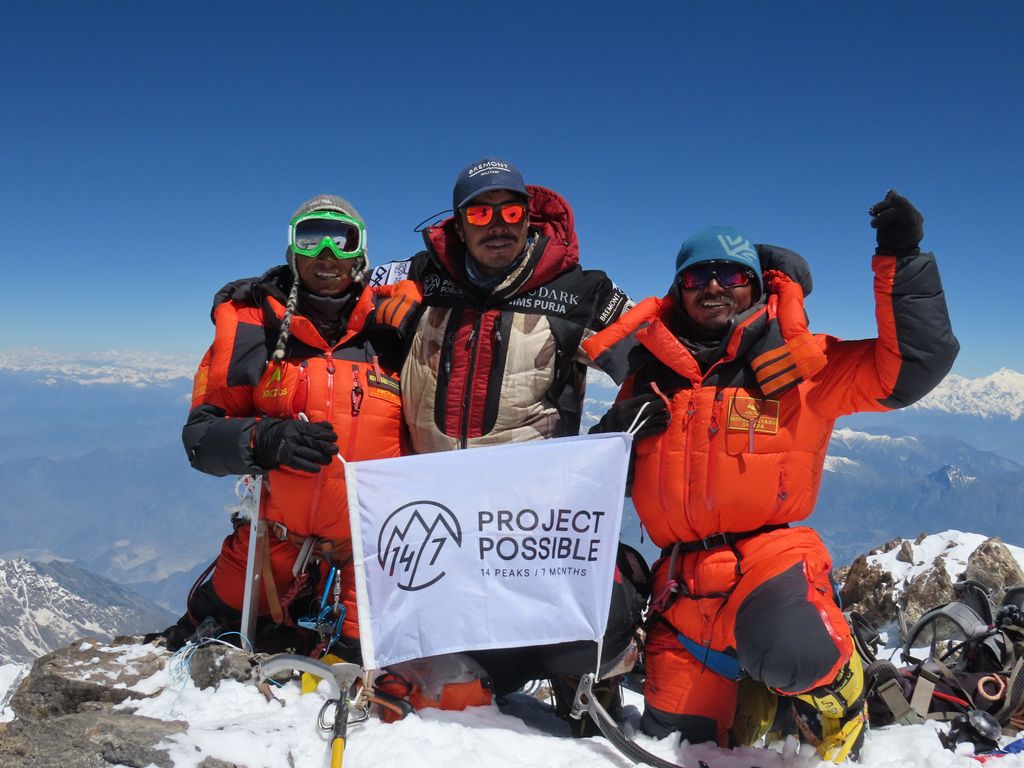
[289,211,367,260]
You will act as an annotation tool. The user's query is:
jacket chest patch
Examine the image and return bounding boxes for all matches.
[261,366,289,398]
[726,396,780,434]
[367,370,401,404]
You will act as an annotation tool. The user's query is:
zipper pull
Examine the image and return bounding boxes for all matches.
[708,391,723,437]
[466,327,476,349]
[493,322,502,345]
[749,417,756,453]
[326,350,336,375]
[686,390,697,418]
[443,331,454,378]
[351,365,363,415]
[372,354,382,381]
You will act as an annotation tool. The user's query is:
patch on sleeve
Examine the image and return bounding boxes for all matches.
[596,286,629,328]
[727,397,780,434]
[192,367,209,402]
[370,260,412,287]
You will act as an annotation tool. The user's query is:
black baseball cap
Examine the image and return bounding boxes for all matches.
[452,158,529,210]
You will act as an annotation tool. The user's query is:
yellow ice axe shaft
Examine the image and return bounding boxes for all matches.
[330,736,345,768]
[330,694,350,768]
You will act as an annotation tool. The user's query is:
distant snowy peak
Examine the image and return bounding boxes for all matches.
[830,427,918,450]
[929,464,977,488]
[0,348,194,387]
[823,455,860,472]
[912,368,1024,421]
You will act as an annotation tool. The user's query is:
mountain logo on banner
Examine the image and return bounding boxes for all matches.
[376,500,463,591]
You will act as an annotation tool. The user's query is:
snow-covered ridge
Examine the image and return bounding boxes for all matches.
[823,455,859,472]
[0,347,194,387]
[868,529,1024,593]
[0,558,174,664]
[912,368,1024,421]
[830,427,919,448]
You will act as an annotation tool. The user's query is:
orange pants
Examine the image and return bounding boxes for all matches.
[209,523,360,641]
[644,526,851,744]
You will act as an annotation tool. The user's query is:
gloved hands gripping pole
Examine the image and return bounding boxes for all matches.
[253,417,339,473]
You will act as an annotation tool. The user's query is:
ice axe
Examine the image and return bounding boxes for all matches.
[571,673,710,768]
[257,655,362,767]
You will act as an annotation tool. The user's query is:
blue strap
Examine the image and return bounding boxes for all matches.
[676,632,742,680]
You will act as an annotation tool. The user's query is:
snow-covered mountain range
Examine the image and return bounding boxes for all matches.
[1,351,1022,635]
[912,368,1024,421]
[3,350,1022,420]
[0,348,195,387]
[0,558,174,664]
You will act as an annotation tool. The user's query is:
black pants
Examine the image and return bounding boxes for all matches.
[467,574,644,696]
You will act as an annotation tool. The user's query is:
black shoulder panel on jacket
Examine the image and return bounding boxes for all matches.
[879,251,959,409]
[227,320,274,388]
[210,266,292,322]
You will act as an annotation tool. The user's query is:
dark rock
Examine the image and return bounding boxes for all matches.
[962,537,1024,606]
[839,555,897,627]
[0,711,184,768]
[10,638,163,721]
[895,540,914,564]
[902,556,955,626]
[188,644,256,690]
[868,537,903,557]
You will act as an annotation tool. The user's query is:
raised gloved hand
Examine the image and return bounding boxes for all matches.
[253,417,339,473]
[590,393,670,440]
[870,190,924,256]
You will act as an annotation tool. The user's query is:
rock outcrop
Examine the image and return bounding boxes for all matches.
[839,534,1024,632]
[0,636,256,768]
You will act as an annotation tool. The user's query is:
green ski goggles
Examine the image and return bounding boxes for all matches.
[288,211,367,260]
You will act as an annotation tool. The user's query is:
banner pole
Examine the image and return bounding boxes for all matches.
[342,454,378,670]
[239,478,265,649]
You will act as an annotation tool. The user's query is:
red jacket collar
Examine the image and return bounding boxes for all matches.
[423,185,580,295]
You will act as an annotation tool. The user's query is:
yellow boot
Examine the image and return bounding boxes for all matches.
[731,677,779,747]
[792,652,867,762]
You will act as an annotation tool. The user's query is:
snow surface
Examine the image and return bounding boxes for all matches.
[0,662,28,722]
[3,645,1024,767]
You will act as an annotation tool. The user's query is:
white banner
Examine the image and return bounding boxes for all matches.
[345,433,631,670]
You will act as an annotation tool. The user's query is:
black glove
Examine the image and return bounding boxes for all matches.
[591,393,670,440]
[252,417,339,473]
[870,190,923,256]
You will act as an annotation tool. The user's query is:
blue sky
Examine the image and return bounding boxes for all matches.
[2,1,1020,377]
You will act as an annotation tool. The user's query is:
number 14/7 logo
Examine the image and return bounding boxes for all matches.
[376,501,463,591]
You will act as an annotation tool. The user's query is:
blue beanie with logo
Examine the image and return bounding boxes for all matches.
[674,226,763,297]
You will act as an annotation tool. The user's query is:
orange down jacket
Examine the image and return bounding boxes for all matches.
[183,267,407,636]
[583,252,959,547]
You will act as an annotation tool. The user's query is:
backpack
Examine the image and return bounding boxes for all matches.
[862,580,1024,729]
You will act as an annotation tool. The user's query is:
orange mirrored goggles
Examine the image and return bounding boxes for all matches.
[462,202,527,227]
